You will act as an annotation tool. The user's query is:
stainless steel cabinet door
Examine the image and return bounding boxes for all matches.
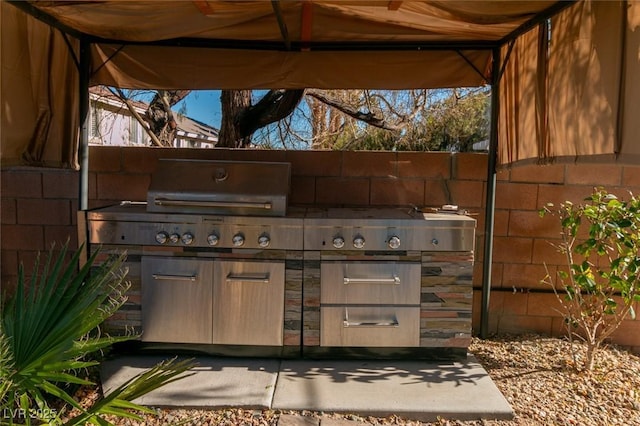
[141,257,213,343]
[212,260,285,346]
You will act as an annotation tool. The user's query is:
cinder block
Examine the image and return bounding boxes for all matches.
[448,180,485,208]
[397,152,451,178]
[88,146,122,172]
[510,164,565,184]
[497,314,553,335]
[371,178,424,206]
[287,151,342,177]
[291,176,316,205]
[2,225,44,250]
[508,210,559,238]
[17,199,71,225]
[1,170,41,198]
[315,177,369,206]
[96,173,150,202]
[495,182,538,210]
[454,153,487,180]
[42,170,79,198]
[1,199,16,224]
[342,151,396,177]
[492,236,533,263]
[565,164,622,186]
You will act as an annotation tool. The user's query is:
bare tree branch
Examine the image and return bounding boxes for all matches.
[108,87,164,147]
[306,89,399,131]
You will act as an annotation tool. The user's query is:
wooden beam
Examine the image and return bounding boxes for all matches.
[193,0,215,15]
[387,1,403,11]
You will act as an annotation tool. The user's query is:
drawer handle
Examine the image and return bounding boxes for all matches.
[152,273,197,282]
[343,275,400,285]
[226,273,270,283]
[343,310,399,328]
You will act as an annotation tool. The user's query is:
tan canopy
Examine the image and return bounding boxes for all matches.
[1,1,638,168]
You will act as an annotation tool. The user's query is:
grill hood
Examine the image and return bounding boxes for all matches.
[147,159,291,216]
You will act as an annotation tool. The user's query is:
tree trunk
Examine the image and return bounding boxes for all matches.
[218,90,252,147]
[144,90,190,146]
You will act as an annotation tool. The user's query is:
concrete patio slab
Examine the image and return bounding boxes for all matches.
[100,355,280,408]
[100,354,513,422]
[272,356,513,422]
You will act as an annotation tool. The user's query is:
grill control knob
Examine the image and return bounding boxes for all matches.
[207,233,219,246]
[258,234,271,248]
[353,236,365,249]
[332,236,345,249]
[431,238,439,246]
[232,233,245,247]
[169,233,180,244]
[388,235,401,249]
[181,232,194,245]
[155,231,169,244]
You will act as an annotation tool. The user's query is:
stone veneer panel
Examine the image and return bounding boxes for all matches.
[420,252,474,348]
[302,251,321,346]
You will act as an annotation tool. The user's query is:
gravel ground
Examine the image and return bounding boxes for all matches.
[71,334,640,425]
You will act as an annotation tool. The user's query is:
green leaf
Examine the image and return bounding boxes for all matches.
[0,243,195,425]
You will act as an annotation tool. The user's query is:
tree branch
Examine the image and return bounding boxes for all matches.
[237,89,305,138]
[108,87,164,147]
[306,89,399,131]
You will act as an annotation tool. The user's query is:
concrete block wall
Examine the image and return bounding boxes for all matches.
[1,167,80,294]
[2,147,640,350]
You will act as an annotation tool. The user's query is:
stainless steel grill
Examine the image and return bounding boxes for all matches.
[87,159,476,359]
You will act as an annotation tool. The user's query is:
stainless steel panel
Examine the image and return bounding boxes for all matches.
[88,217,303,249]
[147,159,290,216]
[141,257,213,344]
[321,262,420,305]
[320,306,420,347]
[212,260,285,346]
[304,212,476,251]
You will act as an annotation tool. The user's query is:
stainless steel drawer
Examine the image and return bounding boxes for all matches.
[320,306,420,347]
[141,257,213,344]
[321,262,420,305]
[212,260,285,346]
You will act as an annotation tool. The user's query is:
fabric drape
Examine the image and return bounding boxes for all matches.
[498,0,640,166]
[1,2,79,168]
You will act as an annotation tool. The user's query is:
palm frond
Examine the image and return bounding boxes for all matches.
[1,242,195,425]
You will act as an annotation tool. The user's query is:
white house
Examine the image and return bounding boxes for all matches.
[89,87,218,148]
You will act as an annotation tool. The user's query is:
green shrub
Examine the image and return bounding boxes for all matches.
[540,188,640,371]
[0,243,194,425]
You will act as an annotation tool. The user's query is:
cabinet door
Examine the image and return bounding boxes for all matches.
[141,257,213,344]
[213,261,284,346]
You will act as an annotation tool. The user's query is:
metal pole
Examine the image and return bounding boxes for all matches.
[480,47,501,339]
[79,39,90,211]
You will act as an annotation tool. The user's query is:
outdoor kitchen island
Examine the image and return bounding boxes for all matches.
[85,159,476,360]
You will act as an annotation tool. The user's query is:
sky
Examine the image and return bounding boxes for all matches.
[176,90,223,129]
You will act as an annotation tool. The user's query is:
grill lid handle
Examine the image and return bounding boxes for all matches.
[154,198,273,210]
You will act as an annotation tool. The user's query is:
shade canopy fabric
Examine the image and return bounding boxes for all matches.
[1,0,638,168]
